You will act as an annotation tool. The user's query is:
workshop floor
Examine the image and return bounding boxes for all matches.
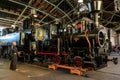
[0,55,120,80]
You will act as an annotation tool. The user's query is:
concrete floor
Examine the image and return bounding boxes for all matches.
[0,55,120,80]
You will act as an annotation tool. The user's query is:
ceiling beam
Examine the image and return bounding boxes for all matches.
[0,9,31,23]
[0,9,26,17]
[44,0,73,22]
[62,5,78,23]
[14,0,33,25]
[8,0,56,20]
[40,0,64,23]
[0,9,45,25]
[0,17,21,23]
[103,9,120,19]
[66,0,74,8]
[41,5,78,25]
[104,1,114,10]
[113,23,120,31]
[104,14,115,26]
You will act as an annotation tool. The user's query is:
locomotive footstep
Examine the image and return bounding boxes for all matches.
[113,57,118,64]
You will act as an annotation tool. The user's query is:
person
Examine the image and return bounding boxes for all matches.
[10,41,18,70]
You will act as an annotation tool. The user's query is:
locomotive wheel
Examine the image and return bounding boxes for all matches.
[74,56,82,67]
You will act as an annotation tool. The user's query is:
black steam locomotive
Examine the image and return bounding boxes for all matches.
[35,18,111,69]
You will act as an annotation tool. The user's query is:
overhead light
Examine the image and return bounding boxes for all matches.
[33,14,38,18]
[31,9,37,17]
[78,0,83,3]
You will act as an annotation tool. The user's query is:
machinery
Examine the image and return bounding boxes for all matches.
[36,19,108,68]
[0,27,26,58]
[0,0,117,76]
[33,0,112,71]
[0,12,46,61]
[0,20,47,62]
[34,17,118,75]
[0,17,117,75]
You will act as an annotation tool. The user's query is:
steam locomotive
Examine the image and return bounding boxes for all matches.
[0,27,26,58]
[35,17,111,69]
[0,17,116,70]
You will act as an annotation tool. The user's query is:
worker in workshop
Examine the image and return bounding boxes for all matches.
[10,41,18,70]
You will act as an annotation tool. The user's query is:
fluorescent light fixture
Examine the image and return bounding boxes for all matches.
[33,14,38,18]
[78,0,83,3]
